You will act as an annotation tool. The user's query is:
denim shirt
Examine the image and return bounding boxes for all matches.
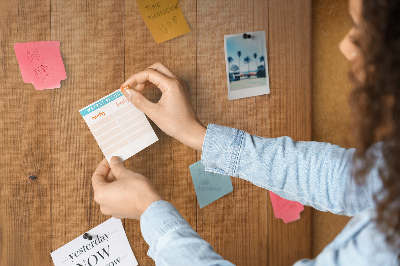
[140,124,399,265]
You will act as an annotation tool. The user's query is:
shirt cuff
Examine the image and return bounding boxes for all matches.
[140,200,191,259]
[201,124,245,177]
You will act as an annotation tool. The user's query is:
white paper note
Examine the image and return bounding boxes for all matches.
[79,89,158,162]
[51,218,138,266]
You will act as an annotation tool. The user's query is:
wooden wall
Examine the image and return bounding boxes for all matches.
[0,0,312,265]
[312,0,353,257]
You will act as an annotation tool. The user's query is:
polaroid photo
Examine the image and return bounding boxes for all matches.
[224,30,270,100]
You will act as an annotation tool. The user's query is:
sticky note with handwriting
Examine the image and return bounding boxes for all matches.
[137,0,191,43]
[269,191,304,223]
[79,89,158,162]
[51,218,138,266]
[189,161,233,208]
[14,41,67,90]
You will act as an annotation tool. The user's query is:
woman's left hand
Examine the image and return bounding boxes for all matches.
[91,157,163,219]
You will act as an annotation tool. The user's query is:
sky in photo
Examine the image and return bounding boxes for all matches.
[226,32,266,73]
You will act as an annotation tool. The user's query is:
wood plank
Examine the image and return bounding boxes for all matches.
[265,0,313,264]
[0,1,53,265]
[123,0,197,264]
[49,0,125,257]
[0,0,313,264]
[196,0,269,265]
[312,0,352,257]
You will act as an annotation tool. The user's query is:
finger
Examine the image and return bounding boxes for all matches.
[134,81,156,92]
[135,62,181,92]
[100,206,111,216]
[122,89,158,116]
[134,77,186,93]
[100,159,115,182]
[147,62,177,79]
[109,156,127,178]
[111,214,125,219]
[121,69,174,94]
[92,158,110,189]
[105,169,116,183]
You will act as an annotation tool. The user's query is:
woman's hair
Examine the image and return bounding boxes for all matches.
[350,0,400,252]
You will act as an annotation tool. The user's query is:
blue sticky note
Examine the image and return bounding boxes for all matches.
[189,161,233,208]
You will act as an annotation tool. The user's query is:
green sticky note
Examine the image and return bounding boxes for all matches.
[189,161,233,208]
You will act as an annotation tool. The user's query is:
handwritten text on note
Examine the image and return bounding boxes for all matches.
[189,161,233,208]
[269,191,304,224]
[137,0,191,43]
[14,41,67,90]
[79,90,158,163]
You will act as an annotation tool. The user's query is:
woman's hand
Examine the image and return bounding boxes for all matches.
[120,62,206,151]
[91,157,163,219]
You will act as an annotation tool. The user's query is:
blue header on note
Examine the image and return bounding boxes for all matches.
[80,91,123,116]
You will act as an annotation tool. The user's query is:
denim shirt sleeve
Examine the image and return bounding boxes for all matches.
[140,200,235,265]
[201,124,383,216]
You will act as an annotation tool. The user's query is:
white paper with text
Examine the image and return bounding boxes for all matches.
[51,218,138,266]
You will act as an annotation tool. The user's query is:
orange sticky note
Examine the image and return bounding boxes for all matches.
[137,0,191,43]
[269,191,304,224]
[14,41,67,90]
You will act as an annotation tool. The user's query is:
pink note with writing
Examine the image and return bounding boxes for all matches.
[14,41,67,90]
[269,191,304,223]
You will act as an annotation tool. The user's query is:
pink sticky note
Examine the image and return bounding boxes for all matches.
[269,191,304,223]
[14,41,67,90]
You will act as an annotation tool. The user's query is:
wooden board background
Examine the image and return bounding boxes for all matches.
[312,0,353,257]
[0,0,312,265]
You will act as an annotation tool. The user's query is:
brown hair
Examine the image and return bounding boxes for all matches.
[350,0,400,252]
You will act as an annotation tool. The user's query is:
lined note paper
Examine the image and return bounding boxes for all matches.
[14,41,67,90]
[79,90,158,162]
[137,0,191,43]
[189,161,233,208]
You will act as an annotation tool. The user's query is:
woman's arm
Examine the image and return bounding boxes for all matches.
[91,158,233,265]
[120,62,382,217]
[202,124,382,216]
[141,201,234,266]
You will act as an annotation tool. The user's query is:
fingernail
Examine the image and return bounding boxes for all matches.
[125,89,134,100]
[110,156,122,165]
[120,85,130,92]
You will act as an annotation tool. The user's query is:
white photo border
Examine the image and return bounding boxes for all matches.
[224,30,270,100]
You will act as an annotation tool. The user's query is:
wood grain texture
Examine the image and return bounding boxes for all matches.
[49,0,125,255]
[123,0,197,264]
[312,0,352,257]
[0,1,52,265]
[0,0,312,265]
[196,1,269,265]
[266,0,313,264]
[268,0,312,265]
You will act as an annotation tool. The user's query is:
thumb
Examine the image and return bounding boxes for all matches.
[123,89,155,115]
[92,158,111,189]
[109,156,126,178]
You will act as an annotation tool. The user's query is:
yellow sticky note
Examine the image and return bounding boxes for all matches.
[137,0,191,43]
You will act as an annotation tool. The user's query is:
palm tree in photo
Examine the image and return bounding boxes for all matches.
[237,51,242,76]
[231,64,239,72]
[244,56,251,78]
[228,56,234,73]
[253,53,258,72]
[260,55,266,71]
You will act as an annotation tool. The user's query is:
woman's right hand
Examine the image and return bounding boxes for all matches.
[120,62,206,151]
